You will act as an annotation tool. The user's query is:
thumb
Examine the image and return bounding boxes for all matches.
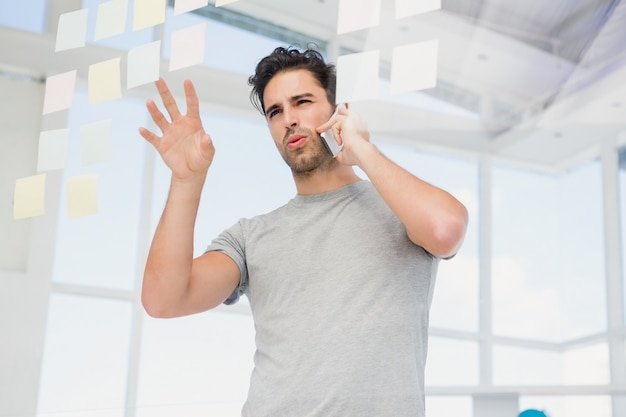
[197,132,215,160]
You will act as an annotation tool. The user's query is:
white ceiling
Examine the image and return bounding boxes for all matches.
[2,0,625,173]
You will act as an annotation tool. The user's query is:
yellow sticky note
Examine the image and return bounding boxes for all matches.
[14,174,46,220]
[37,128,69,172]
[395,0,441,19]
[336,50,380,103]
[127,40,161,88]
[95,0,128,40]
[215,0,239,6]
[88,58,122,104]
[67,174,98,218]
[80,120,113,166]
[174,0,208,15]
[42,70,77,115]
[390,40,438,94]
[337,0,381,34]
[55,8,88,51]
[169,23,206,71]
[133,0,166,31]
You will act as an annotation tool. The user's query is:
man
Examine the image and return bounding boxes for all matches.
[139,46,468,417]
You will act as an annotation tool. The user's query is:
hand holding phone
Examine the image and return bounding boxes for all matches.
[321,106,343,158]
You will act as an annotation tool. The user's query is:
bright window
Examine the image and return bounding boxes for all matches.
[491,161,605,342]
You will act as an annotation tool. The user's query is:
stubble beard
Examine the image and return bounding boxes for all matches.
[280,128,337,177]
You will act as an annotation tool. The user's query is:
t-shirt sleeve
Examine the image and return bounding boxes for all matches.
[205,221,248,305]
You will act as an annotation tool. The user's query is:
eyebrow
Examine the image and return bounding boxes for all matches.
[264,92,316,117]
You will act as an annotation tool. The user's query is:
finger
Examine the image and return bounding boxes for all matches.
[337,103,349,115]
[155,78,182,121]
[184,80,201,118]
[146,99,170,132]
[138,127,161,147]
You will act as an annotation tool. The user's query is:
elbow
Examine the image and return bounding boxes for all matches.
[417,207,469,258]
[141,272,179,319]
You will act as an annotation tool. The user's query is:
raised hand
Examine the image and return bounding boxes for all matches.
[139,78,215,181]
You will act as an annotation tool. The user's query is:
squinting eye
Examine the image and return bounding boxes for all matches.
[268,109,280,119]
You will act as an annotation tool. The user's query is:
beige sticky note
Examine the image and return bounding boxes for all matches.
[55,8,88,51]
[215,0,239,6]
[337,0,381,34]
[127,40,161,88]
[37,128,69,172]
[395,0,441,19]
[336,50,380,103]
[169,23,206,71]
[95,0,128,40]
[80,120,113,166]
[42,70,77,115]
[133,0,166,31]
[88,58,122,104]
[67,174,99,218]
[174,0,208,15]
[390,40,438,94]
[13,174,46,220]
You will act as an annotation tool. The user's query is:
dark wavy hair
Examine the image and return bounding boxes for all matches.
[248,46,336,115]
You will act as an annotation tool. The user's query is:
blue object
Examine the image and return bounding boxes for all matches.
[519,410,547,417]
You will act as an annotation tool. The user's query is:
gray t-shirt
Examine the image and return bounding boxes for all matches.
[207,180,439,417]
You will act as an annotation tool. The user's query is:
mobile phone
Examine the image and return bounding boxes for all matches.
[321,107,343,157]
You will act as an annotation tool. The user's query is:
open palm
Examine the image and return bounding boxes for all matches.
[139,79,215,181]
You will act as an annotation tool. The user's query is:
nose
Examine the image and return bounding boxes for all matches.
[282,105,298,129]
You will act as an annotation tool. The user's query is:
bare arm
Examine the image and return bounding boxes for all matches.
[139,79,239,318]
[317,106,468,258]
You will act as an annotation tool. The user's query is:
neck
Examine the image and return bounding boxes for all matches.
[293,163,361,195]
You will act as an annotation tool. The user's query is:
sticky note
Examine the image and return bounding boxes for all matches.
[37,128,69,172]
[133,0,166,31]
[95,0,128,40]
[55,8,88,51]
[80,120,113,166]
[396,0,441,19]
[13,174,46,220]
[127,41,161,88]
[215,0,239,6]
[169,23,206,71]
[88,58,122,104]
[67,174,99,218]
[337,0,381,34]
[174,0,208,15]
[390,40,439,94]
[42,70,77,115]
[336,50,380,103]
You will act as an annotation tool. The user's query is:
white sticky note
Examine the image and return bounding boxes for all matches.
[37,128,69,172]
[174,0,208,15]
[337,0,381,34]
[42,70,77,115]
[390,40,439,94]
[88,58,122,104]
[396,0,441,19]
[55,8,88,51]
[336,50,380,103]
[95,0,128,40]
[67,174,99,218]
[13,174,46,220]
[169,23,206,71]
[133,0,166,31]
[80,120,113,166]
[127,41,161,88]
[215,0,239,6]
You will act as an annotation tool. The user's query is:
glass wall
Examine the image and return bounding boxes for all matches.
[2,1,622,417]
[491,161,606,343]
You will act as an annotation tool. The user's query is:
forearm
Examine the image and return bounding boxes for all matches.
[357,143,468,257]
[142,175,206,316]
